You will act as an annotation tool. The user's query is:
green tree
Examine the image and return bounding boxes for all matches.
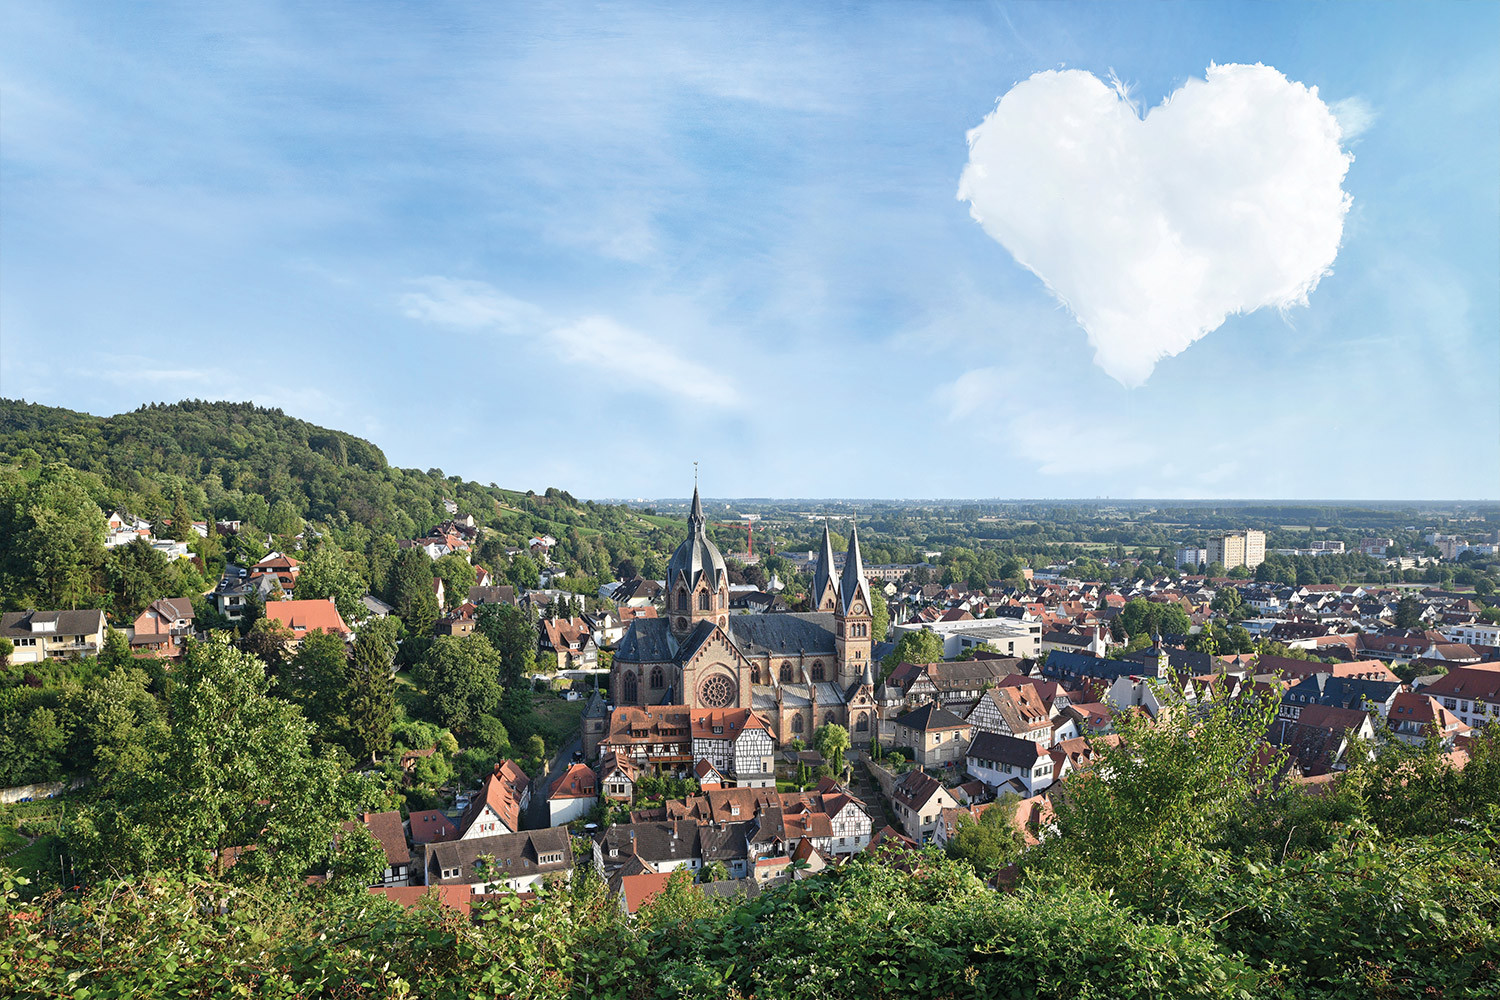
[475,603,538,687]
[869,586,890,643]
[297,546,366,624]
[1,464,107,608]
[508,552,540,589]
[947,795,1025,877]
[882,629,945,673]
[813,723,850,775]
[417,634,503,735]
[281,630,351,738]
[1395,595,1423,629]
[67,636,368,882]
[433,553,477,609]
[105,538,172,618]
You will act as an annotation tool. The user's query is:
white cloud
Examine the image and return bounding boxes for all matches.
[400,278,741,408]
[1329,96,1377,142]
[957,63,1353,386]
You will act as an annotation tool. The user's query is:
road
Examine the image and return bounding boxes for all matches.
[524,731,583,830]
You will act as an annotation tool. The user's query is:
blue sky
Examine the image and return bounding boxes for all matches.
[2,1,1496,500]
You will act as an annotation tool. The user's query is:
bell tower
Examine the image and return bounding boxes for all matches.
[835,523,873,688]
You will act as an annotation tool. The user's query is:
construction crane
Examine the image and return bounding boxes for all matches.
[715,516,770,558]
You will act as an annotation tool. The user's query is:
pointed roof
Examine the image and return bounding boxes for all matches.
[689,484,704,531]
[839,524,872,616]
[812,522,840,608]
[667,482,726,593]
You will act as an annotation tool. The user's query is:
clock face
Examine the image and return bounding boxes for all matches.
[852,602,863,615]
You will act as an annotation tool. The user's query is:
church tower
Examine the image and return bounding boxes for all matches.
[811,521,841,613]
[666,484,729,638]
[835,523,873,688]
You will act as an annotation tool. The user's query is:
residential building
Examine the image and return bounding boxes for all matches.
[964,731,1056,796]
[129,597,195,658]
[458,762,531,839]
[1206,531,1266,570]
[249,552,301,595]
[887,617,1041,660]
[689,708,777,787]
[890,702,975,767]
[1387,692,1470,746]
[262,599,352,650]
[547,762,598,826]
[1,609,107,664]
[965,685,1054,745]
[541,616,598,669]
[1420,664,1500,732]
[423,828,572,893]
[344,810,412,887]
[888,768,960,843]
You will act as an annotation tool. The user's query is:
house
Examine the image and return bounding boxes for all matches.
[597,821,703,875]
[964,732,1056,796]
[540,616,598,669]
[1,609,107,664]
[617,870,680,917]
[424,828,572,893]
[965,685,1054,746]
[249,553,301,595]
[407,809,459,846]
[263,599,352,650]
[361,594,395,618]
[129,597,196,658]
[689,708,777,787]
[469,585,518,607]
[344,810,412,887]
[599,705,694,770]
[458,762,531,839]
[890,702,975,768]
[599,752,640,801]
[1277,673,1403,723]
[693,758,725,790]
[1267,705,1376,775]
[1387,692,1470,746]
[888,768,960,843]
[1419,663,1500,732]
[886,658,1028,711]
[547,762,599,826]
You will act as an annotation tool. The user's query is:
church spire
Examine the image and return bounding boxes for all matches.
[812,520,840,612]
[688,481,704,534]
[839,522,873,616]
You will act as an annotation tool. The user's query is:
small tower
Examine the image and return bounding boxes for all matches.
[835,523,874,688]
[1150,633,1170,681]
[665,482,729,638]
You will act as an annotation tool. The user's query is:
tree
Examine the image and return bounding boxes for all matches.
[813,723,850,775]
[67,636,369,883]
[947,795,1025,876]
[99,627,134,668]
[883,629,945,673]
[698,860,730,883]
[282,630,351,738]
[475,603,537,686]
[433,553,477,610]
[345,624,398,763]
[387,548,435,621]
[1209,587,1243,619]
[508,552,540,590]
[241,616,295,671]
[297,547,366,624]
[1,464,107,608]
[105,538,172,618]
[869,586,890,643]
[1395,595,1423,629]
[417,634,503,735]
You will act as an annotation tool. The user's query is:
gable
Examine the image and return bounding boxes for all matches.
[682,624,751,674]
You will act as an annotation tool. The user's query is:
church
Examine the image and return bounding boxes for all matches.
[610,484,879,748]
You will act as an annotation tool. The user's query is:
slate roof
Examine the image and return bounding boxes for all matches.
[893,702,971,733]
[424,828,572,885]
[839,524,874,616]
[616,617,677,662]
[667,486,727,592]
[966,731,1047,768]
[1,609,106,638]
[726,613,839,658]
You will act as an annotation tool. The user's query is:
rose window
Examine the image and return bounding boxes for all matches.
[699,674,736,708]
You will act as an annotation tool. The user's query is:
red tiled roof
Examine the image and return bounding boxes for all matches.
[548,762,598,800]
[369,885,472,915]
[264,599,350,636]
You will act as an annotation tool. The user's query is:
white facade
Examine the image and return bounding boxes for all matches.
[548,793,596,827]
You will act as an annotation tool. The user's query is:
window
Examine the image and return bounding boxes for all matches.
[812,662,825,682]
[622,671,639,703]
[792,716,804,734]
[779,662,792,682]
[699,590,711,611]
[678,589,688,611]
[855,713,868,732]
[650,666,664,690]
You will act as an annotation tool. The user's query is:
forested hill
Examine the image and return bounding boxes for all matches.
[0,398,685,615]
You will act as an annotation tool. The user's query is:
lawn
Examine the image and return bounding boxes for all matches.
[530,691,586,744]
[4,834,63,886]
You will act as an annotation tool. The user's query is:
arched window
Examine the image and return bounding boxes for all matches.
[811,661,825,682]
[699,590,711,611]
[622,671,638,703]
[792,715,804,734]
[649,666,664,690]
[677,589,688,611]
[855,712,868,732]
[779,661,792,682]
[824,712,836,727]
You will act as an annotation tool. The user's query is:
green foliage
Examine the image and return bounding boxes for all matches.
[813,722,850,774]
[883,628,945,673]
[296,545,367,623]
[66,636,374,884]
[947,794,1025,877]
[475,602,537,686]
[1119,597,1193,639]
[869,585,890,643]
[416,634,503,736]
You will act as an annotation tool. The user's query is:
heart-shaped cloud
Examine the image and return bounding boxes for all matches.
[958,63,1354,386]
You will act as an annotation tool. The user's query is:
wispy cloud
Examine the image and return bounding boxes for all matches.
[400,277,742,408]
[1329,96,1377,142]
